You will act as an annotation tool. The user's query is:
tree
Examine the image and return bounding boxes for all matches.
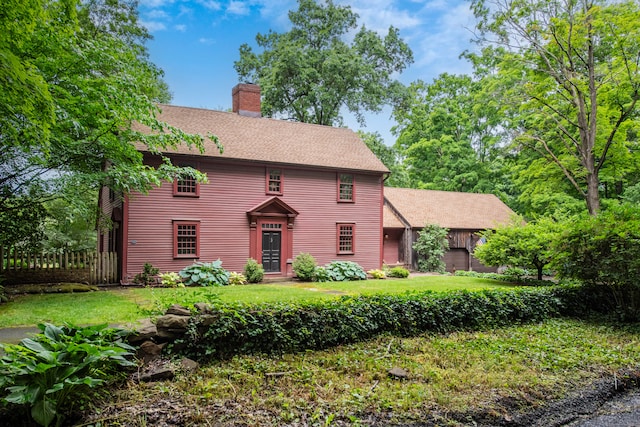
[0,0,217,249]
[470,0,640,215]
[552,203,640,320]
[412,224,449,273]
[358,131,409,187]
[392,74,510,195]
[234,0,413,126]
[473,217,559,281]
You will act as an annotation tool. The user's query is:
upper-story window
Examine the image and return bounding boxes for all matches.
[173,165,200,197]
[266,168,283,195]
[338,173,354,202]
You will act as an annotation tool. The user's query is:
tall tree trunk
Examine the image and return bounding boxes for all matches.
[585,172,600,216]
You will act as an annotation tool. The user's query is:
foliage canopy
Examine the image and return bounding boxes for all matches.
[234,0,413,126]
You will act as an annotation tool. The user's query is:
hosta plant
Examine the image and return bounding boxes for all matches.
[324,261,366,281]
[179,259,230,287]
[0,323,135,427]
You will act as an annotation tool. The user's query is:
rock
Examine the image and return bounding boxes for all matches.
[127,319,158,344]
[166,304,191,316]
[198,314,219,326]
[138,341,166,362]
[194,302,212,314]
[388,367,409,380]
[139,366,175,382]
[180,358,200,372]
[156,314,190,331]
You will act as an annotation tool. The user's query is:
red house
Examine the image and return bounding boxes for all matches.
[99,84,389,282]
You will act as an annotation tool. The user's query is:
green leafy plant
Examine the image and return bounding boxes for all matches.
[292,253,317,281]
[387,266,410,278]
[243,258,264,283]
[229,272,248,286]
[324,261,366,281]
[0,323,135,427]
[367,269,386,279]
[312,266,332,283]
[133,262,160,286]
[552,204,640,320]
[413,224,449,273]
[179,260,230,287]
[159,272,183,288]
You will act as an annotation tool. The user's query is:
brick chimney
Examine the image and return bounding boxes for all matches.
[232,83,261,117]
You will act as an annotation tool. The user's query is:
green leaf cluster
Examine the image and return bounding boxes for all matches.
[292,252,318,282]
[243,258,264,284]
[474,217,561,281]
[234,0,413,126]
[173,286,604,361]
[179,260,230,287]
[552,204,640,320]
[324,261,367,281]
[0,323,135,426]
[412,224,450,273]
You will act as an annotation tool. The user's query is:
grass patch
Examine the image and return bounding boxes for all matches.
[0,291,142,328]
[0,276,511,329]
[83,318,640,426]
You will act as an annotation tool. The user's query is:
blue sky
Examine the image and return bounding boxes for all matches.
[138,0,479,145]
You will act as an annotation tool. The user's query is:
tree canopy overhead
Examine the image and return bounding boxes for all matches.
[470,0,640,215]
[1,0,217,248]
[234,0,414,126]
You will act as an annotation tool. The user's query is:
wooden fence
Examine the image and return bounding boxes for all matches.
[0,248,118,285]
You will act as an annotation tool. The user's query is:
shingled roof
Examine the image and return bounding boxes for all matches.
[384,187,515,230]
[140,104,389,174]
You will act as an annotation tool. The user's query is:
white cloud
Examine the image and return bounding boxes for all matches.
[138,0,174,8]
[199,37,216,44]
[196,0,222,11]
[174,24,187,32]
[140,20,167,32]
[227,1,251,16]
[146,9,169,19]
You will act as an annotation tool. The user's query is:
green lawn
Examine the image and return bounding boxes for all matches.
[0,275,512,329]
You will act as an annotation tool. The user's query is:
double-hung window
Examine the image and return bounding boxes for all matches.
[173,165,200,197]
[337,173,354,202]
[173,220,200,258]
[266,169,283,195]
[337,223,355,254]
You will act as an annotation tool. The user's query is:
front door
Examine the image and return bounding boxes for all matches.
[262,230,281,273]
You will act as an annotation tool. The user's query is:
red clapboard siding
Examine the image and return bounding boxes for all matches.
[124,158,383,279]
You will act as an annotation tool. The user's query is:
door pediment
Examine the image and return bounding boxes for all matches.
[247,196,298,227]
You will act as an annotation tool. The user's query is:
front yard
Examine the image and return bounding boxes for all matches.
[0,275,513,328]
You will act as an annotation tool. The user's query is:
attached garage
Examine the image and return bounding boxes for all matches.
[383,187,516,273]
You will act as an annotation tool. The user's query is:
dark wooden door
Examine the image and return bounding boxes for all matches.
[262,231,281,273]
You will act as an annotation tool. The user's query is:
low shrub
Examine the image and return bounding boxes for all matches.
[243,258,264,283]
[173,285,601,362]
[133,262,160,286]
[229,272,248,286]
[159,272,183,288]
[0,323,135,427]
[368,269,386,279]
[179,260,230,287]
[325,261,366,281]
[292,253,317,281]
[312,266,332,282]
[387,265,409,278]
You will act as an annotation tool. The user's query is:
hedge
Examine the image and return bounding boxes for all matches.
[173,284,613,361]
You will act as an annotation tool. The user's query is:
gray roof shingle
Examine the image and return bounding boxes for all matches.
[139,104,389,173]
[384,187,515,230]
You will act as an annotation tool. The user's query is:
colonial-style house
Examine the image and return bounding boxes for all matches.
[383,187,516,273]
[98,84,389,282]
